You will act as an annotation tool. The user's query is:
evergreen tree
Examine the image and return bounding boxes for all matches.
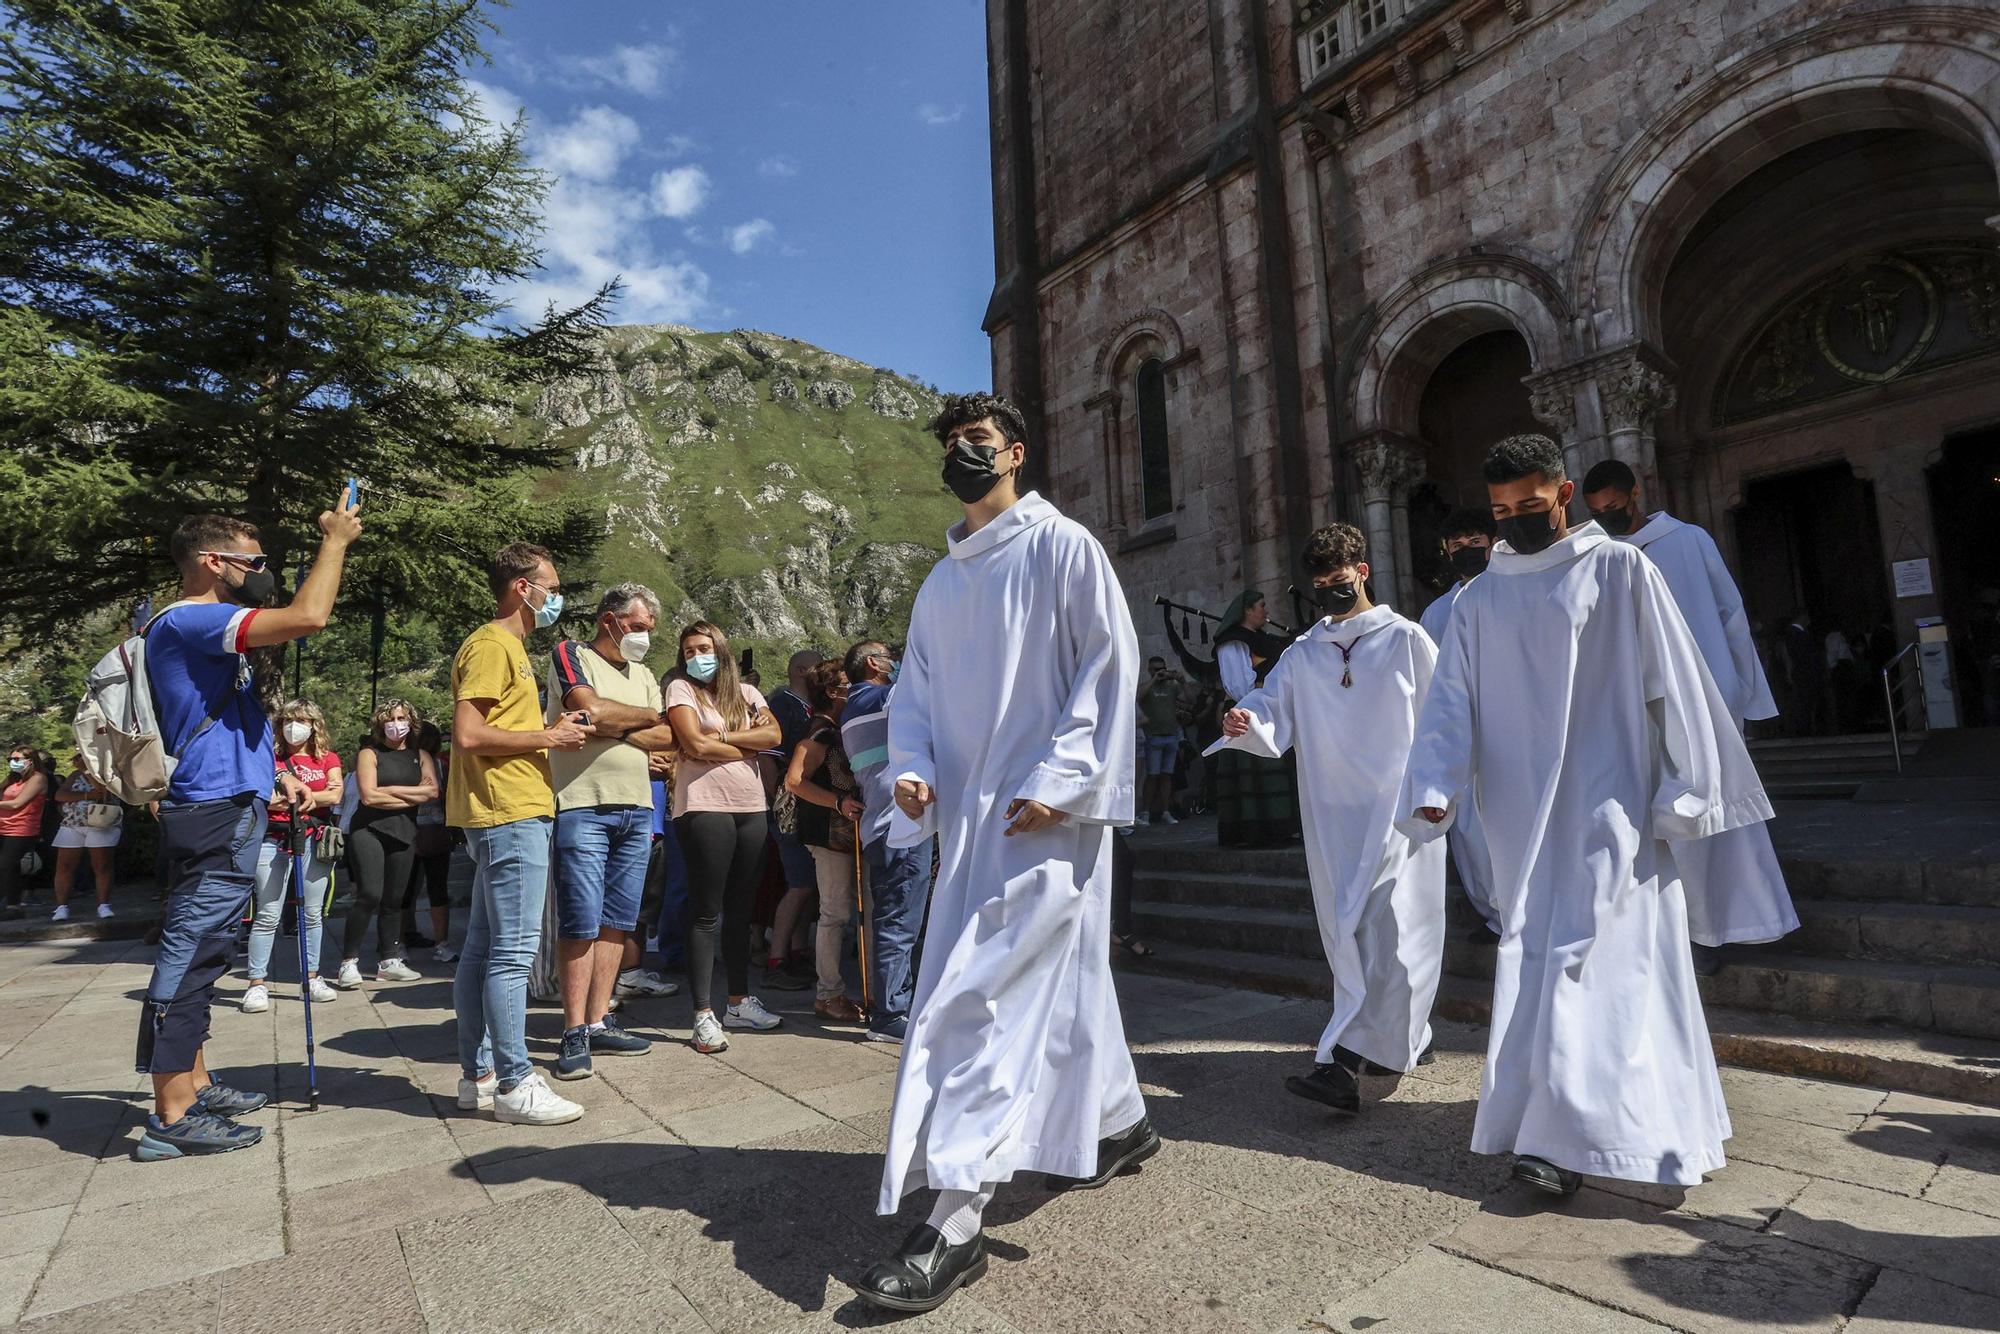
[0,0,612,635]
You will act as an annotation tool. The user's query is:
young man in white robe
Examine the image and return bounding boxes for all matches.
[1583,460,1798,969]
[856,393,1155,1314]
[1417,507,1501,942]
[1400,433,1772,1196]
[1210,523,1446,1117]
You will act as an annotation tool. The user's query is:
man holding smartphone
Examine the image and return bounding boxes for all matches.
[135,496,363,1162]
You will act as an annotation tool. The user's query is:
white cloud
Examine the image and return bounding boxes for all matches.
[534,104,641,183]
[917,102,964,126]
[556,42,679,98]
[457,79,525,140]
[649,165,710,220]
[726,219,776,255]
[757,156,799,180]
[659,133,700,159]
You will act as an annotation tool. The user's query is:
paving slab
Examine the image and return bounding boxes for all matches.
[215,1228,424,1334]
[25,1178,281,1318]
[281,1116,459,1193]
[12,1274,221,1334]
[1846,1268,2000,1333]
[1725,1109,1942,1196]
[1716,1066,1888,1131]
[1317,1246,1671,1333]
[660,1090,833,1149]
[1587,1159,1815,1232]
[283,1159,492,1248]
[1770,1178,2000,1297]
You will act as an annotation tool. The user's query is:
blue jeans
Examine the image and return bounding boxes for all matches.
[140,796,266,1074]
[648,821,690,970]
[865,837,926,1030]
[554,806,650,939]
[248,838,328,981]
[454,817,552,1090]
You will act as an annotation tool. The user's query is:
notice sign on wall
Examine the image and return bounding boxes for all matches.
[1893,558,1934,599]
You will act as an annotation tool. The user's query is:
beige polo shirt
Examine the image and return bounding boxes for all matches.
[545,638,662,810]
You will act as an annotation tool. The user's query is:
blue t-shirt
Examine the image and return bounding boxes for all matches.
[147,601,274,803]
[839,680,895,848]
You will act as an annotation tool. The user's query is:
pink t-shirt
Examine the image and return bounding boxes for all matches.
[665,678,770,817]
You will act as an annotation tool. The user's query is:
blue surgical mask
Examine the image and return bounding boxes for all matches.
[6,759,24,774]
[887,661,901,685]
[685,653,719,683]
[528,582,564,630]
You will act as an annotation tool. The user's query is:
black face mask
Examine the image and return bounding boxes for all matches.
[1592,504,1634,537]
[1314,581,1359,616]
[1447,545,1489,580]
[941,439,1007,504]
[1497,508,1563,555]
[224,567,277,606]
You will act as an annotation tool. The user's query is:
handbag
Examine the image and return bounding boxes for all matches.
[82,801,122,830]
[311,824,346,864]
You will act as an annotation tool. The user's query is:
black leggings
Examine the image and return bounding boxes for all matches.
[344,824,415,964]
[0,833,36,908]
[675,810,768,1013]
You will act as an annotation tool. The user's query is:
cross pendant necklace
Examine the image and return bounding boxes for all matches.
[1333,629,1378,688]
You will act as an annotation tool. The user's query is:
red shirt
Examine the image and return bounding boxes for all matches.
[0,775,44,839]
[268,749,340,839]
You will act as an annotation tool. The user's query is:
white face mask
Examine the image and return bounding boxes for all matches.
[618,630,651,663]
[283,721,312,746]
[384,720,411,742]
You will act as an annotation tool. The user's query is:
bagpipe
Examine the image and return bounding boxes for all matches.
[1153,594,1307,686]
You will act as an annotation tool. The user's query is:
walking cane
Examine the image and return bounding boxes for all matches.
[290,818,321,1112]
[851,816,872,1018]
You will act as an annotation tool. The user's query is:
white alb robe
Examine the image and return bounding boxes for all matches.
[1417,582,1499,931]
[1398,522,1773,1185]
[1627,513,1797,946]
[1208,606,1446,1070]
[877,492,1145,1211]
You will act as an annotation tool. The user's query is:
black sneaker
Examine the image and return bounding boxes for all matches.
[1043,1116,1161,1192]
[135,1110,264,1161]
[762,962,811,992]
[555,1026,593,1081]
[856,1224,988,1314]
[588,1016,652,1057]
[1285,1062,1361,1115]
[194,1082,270,1119]
[1331,1042,1435,1077]
[1513,1155,1582,1195]
[1690,943,1724,976]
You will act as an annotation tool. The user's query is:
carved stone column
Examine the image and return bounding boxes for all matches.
[1523,371,1586,486]
[1351,432,1427,610]
[1596,352,1677,497]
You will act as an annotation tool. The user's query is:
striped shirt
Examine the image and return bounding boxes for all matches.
[839,680,895,847]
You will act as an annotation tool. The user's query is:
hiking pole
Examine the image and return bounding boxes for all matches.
[290,818,320,1112]
[852,827,872,1017]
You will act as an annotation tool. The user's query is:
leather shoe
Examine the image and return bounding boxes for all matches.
[856,1224,987,1313]
[1043,1116,1161,1192]
[1513,1155,1582,1196]
[1331,1042,1435,1077]
[1285,1061,1360,1115]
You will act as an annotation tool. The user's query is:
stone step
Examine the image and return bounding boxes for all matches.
[1765,777,1870,800]
[1116,939,2000,1109]
[1132,869,1313,913]
[1131,901,1323,961]
[1748,733,1914,756]
[1792,900,2000,966]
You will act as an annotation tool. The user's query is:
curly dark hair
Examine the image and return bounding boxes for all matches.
[929,392,1029,450]
[1483,433,1566,485]
[1303,522,1368,574]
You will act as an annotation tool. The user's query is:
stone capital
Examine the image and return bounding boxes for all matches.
[1522,370,1582,441]
[1596,351,1677,436]
[1350,432,1426,505]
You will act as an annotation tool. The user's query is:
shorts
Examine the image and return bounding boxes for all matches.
[1144,734,1181,777]
[554,805,650,940]
[771,824,817,890]
[53,824,121,849]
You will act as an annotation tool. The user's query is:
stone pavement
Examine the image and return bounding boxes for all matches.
[2,936,1997,1333]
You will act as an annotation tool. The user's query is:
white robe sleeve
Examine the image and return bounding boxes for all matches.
[1695,527,1779,722]
[1202,652,1295,760]
[1633,557,1776,841]
[1397,612,1472,843]
[1013,533,1140,826]
[1217,640,1257,700]
[886,587,940,848]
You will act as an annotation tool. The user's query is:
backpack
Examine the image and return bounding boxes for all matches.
[72,601,216,804]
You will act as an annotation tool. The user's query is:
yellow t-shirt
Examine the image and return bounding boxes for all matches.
[446,622,553,828]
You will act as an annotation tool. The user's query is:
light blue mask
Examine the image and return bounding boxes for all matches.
[685,653,719,683]
[530,585,564,630]
[888,661,901,685]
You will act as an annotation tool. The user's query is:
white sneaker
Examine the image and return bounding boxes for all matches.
[308,976,338,1003]
[432,943,458,964]
[1135,814,1152,826]
[724,996,783,1031]
[1159,812,1180,826]
[690,1010,729,1053]
[333,960,363,990]
[96,903,114,919]
[49,905,69,922]
[457,1071,497,1111]
[615,967,679,998]
[493,1072,583,1126]
[240,983,270,1013]
[376,958,421,982]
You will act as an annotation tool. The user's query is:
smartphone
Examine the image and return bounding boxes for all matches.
[344,477,360,508]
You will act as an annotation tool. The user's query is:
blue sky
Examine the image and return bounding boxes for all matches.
[475,1,996,392]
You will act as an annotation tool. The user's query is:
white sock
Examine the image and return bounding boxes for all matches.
[926,1186,994,1245]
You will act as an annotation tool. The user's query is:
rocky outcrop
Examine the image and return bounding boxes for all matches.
[866,379,921,421]
[704,366,757,409]
[804,379,855,410]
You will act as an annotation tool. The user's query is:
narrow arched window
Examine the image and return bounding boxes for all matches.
[1136,357,1173,522]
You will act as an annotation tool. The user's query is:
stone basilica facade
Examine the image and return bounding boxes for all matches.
[980,0,2000,695]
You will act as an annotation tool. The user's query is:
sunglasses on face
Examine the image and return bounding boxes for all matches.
[201,551,270,573]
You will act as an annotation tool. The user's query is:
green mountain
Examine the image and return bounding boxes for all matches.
[526,324,962,669]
